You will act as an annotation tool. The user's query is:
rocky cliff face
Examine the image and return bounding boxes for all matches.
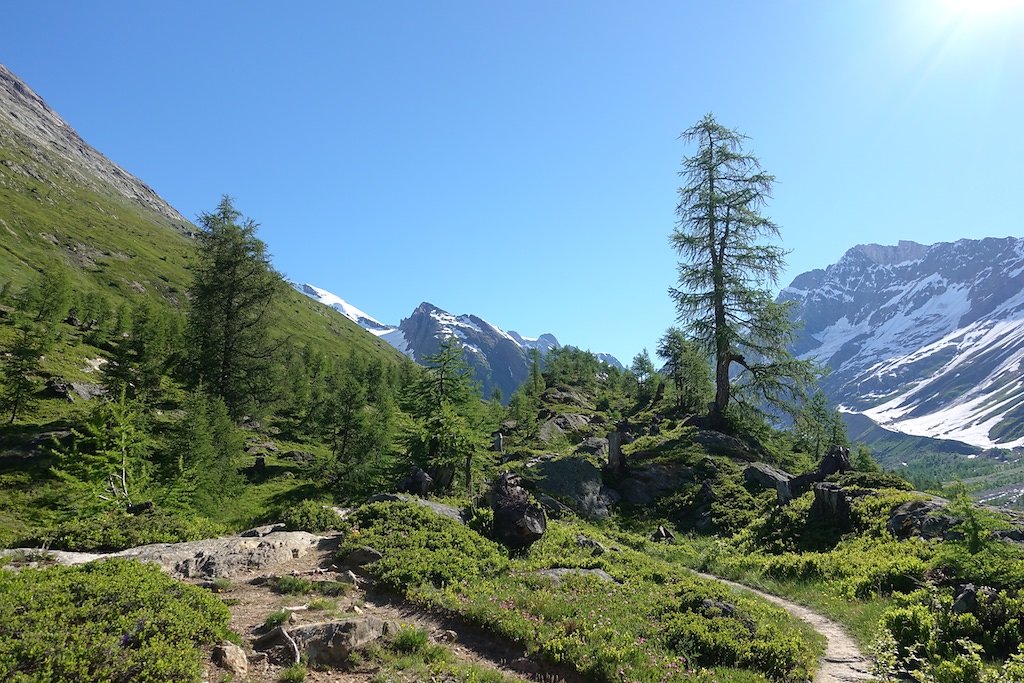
[0,64,187,228]
[295,283,623,401]
[782,237,1024,450]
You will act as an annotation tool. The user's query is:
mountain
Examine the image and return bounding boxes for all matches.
[782,236,1024,453]
[295,283,623,400]
[0,63,404,366]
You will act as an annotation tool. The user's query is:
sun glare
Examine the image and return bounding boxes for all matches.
[943,0,1024,16]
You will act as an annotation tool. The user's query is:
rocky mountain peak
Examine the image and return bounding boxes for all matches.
[851,240,930,266]
[0,63,187,228]
[784,235,1024,450]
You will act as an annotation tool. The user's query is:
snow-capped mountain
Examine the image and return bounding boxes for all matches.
[782,237,1024,450]
[294,283,622,400]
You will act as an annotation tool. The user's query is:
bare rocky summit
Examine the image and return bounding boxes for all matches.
[0,63,188,228]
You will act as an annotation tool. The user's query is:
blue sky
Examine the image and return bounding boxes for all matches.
[4,1,1023,363]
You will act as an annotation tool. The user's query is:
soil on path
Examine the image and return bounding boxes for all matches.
[694,571,875,683]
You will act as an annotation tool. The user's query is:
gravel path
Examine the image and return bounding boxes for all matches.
[694,572,875,683]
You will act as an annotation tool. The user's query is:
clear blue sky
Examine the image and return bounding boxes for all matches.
[4,1,1023,363]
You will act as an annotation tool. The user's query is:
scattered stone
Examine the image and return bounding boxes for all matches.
[491,472,546,549]
[433,629,458,644]
[396,467,434,496]
[537,567,616,586]
[576,436,608,458]
[809,483,853,529]
[650,525,675,543]
[699,599,756,634]
[281,449,315,463]
[343,546,383,567]
[212,642,248,676]
[575,534,607,555]
[255,618,392,666]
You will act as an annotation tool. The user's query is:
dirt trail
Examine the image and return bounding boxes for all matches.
[694,572,875,683]
[199,533,539,683]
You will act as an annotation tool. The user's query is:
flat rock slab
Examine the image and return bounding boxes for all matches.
[2,531,323,579]
[366,493,467,524]
[536,567,617,586]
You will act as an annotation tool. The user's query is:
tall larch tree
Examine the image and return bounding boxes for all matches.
[669,114,817,429]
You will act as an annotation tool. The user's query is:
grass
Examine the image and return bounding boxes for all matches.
[343,502,825,683]
[263,609,292,630]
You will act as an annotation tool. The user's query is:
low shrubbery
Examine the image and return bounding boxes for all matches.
[345,503,819,682]
[340,502,509,591]
[28,508,225,552]
[281,499,344,533]
[0,559,230,682]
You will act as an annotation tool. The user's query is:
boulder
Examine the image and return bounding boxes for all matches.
[2,531,324,578]
[256,618,391,666]
[576,436,609,458]
[819,444,852,476]
[211,642,248,676]
[615,461,693,506]
[887,499,953,540]
[699,599,756,635]
[281,449,315,463]
[491,473,546,549]
[575,534,607,555]
[536,567,616,586]
[809,483,853,529]
[951,584,997,614]
[693,429,761,460]
[520,455,619,519]
[366,493,467,524]
[538,413,592,442]
[396,467,434,496]
[534,492,574,519]
[744,463,794,502]
[541,386,595,410]
[606,431,626,477]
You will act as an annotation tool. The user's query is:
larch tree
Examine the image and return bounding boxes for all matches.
[669,114,818,429]
[185,196,283,419]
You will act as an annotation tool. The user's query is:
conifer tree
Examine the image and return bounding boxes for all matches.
[52,389,152,509]
[16,264,73,326]
[669,113,818,428]
[630,348,655,400]
[657,326,713,413]
[0,321,50,424]
[185,196,282,419]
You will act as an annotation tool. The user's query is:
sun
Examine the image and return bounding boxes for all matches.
[943,0,1024,16]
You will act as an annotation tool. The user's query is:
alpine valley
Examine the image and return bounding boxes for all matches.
[4,60,1024,683]
[295,282,622,402]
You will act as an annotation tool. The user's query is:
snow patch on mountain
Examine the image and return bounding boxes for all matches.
[784,236,1024,450]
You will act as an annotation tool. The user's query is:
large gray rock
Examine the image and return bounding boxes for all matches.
[744,462,794,502]
[887,499,956,540]
[256,618,391,666]
[491,473,546,549]
[2,532,324,578]
[536,567,615,586]
[809,483,853,529]
[541,386,595,410]
[538,413,592,442]
[396,467,434,496]
[616,462,693,506]
[576,436,608,458]
[211,643,248,676]
[693,430,761,460]
[521,455,619,519]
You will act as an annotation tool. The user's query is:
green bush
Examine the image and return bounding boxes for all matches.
[339,502,508,591]
[273,575,313,595]
[31,508,224,552]
[281,500,344,533]
[0,559,230,682]
[392,625,429,653]
[263,609,291,630]
[279,663,307,682]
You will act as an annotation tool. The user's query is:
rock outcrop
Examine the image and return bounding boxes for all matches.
[490,473,546,549]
